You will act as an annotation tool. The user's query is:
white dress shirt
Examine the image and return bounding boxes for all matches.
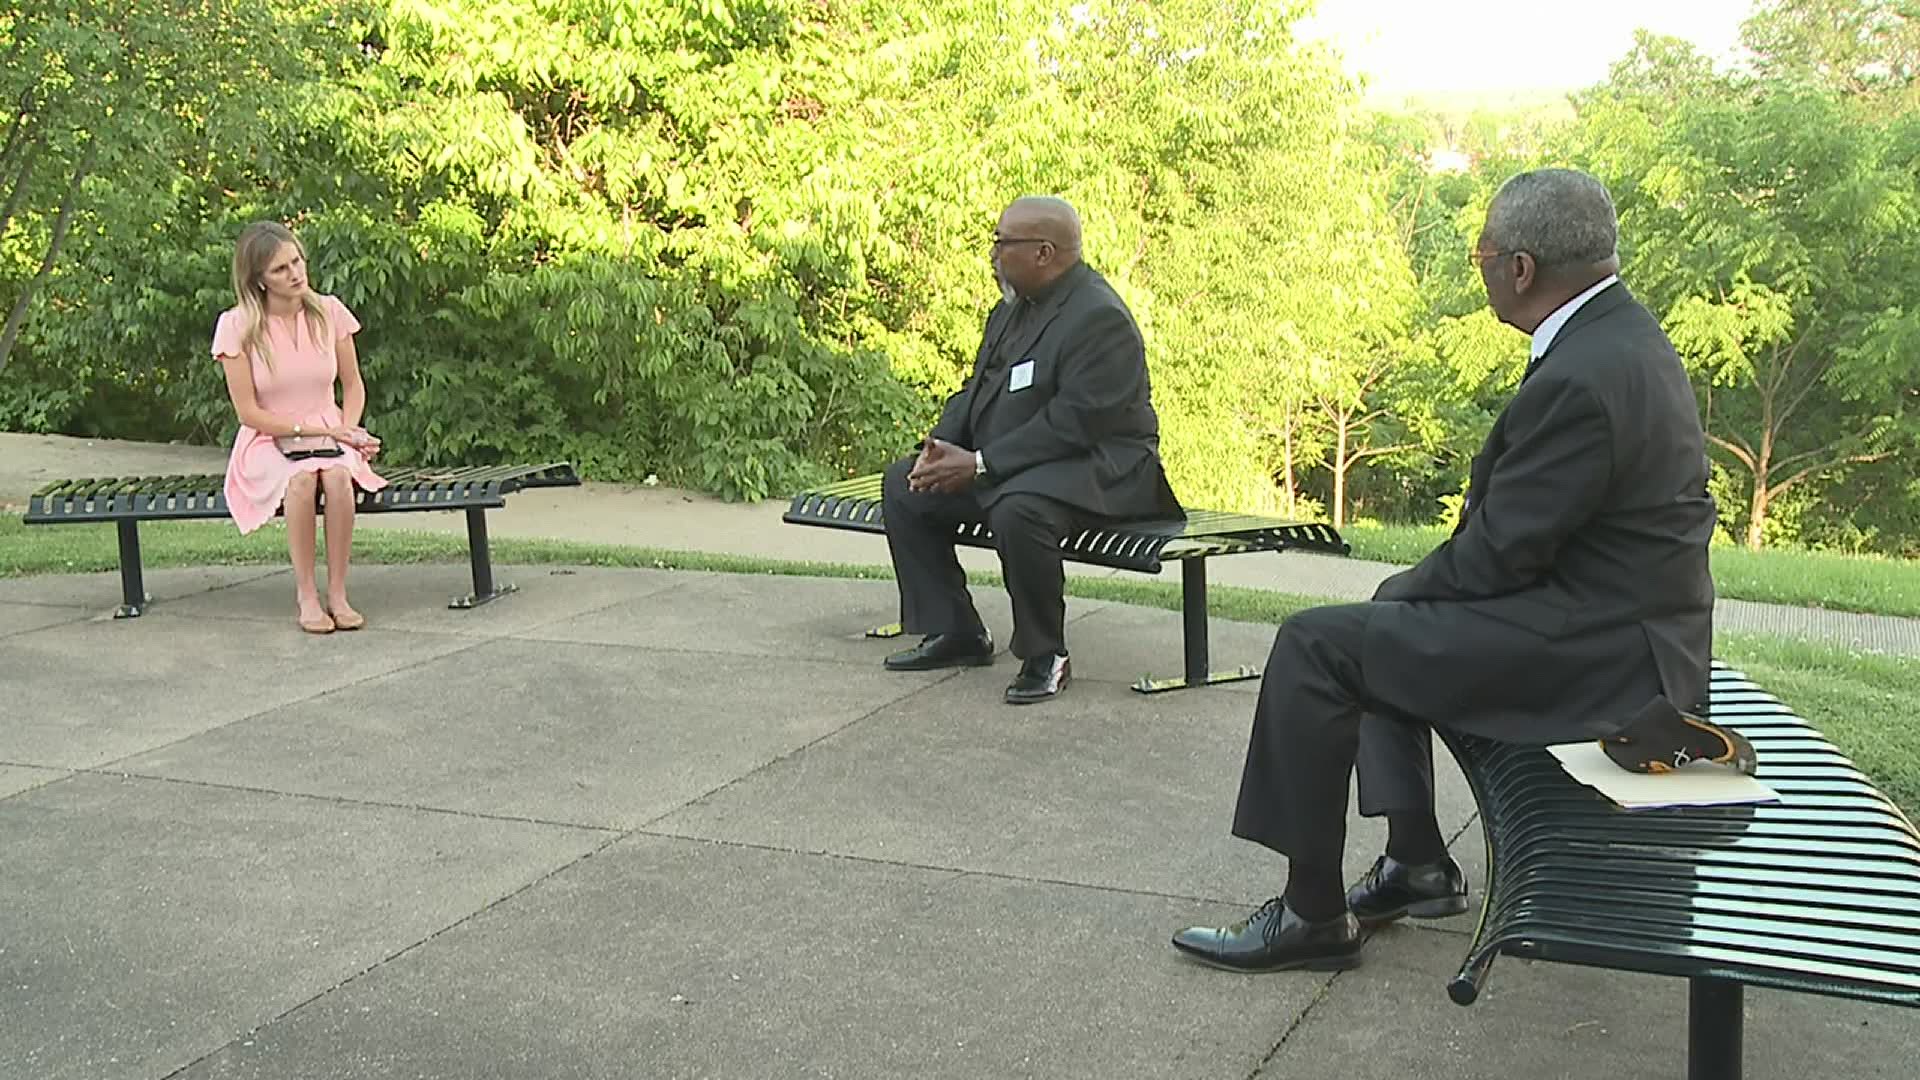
[1530,274,1619,360]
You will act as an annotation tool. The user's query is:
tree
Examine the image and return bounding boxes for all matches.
[1744,0,1920,105]
[1573,41,1919,548]
[0,1,329,376]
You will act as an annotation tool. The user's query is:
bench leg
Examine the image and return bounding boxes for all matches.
[448,507,518,610]
[1131,557,1260,693]
[114,520,151,618]
[1687,977,1743,1080]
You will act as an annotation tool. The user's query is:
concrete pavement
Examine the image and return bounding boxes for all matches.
[3,563,1916,1079]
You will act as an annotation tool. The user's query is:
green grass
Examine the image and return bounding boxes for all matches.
[3,516,1913,815]
[12,517,1918,618]
[1708,545,1920,620]
[1342,523,1920,619]
[0,515,898,583]
[1341,523,1451,565]
[1715,633,1920,818]
[0,515,1329,619]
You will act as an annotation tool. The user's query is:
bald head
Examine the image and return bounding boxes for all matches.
[1002,196,1083,257]
[993,196,1083,299]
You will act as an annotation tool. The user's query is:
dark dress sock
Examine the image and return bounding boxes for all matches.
[1282,861,1347,923]
[1385,811,1448,864]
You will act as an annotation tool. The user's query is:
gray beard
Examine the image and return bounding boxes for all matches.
[998,277,1018,306]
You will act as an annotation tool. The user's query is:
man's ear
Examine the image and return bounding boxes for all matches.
[1510,252,1536,294]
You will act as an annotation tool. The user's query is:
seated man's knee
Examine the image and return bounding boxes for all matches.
[881,456,916,505]
[1272,603,1366,658]
[986,493,1064,543]
[1281,605,1339,634]
[1273,604,1339,648]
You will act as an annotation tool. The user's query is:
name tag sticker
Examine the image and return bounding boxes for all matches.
[1009,359,1035,391]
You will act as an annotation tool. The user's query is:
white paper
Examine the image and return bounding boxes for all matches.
[1009,360,1035,391]
[1546,742,1780,810]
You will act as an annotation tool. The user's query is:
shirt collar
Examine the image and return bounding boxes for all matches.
[1530,274,1619,359]
[1019,259,1089,309]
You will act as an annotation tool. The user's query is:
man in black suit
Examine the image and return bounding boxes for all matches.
[879,196,1181,704]
[1172,168,1751,972]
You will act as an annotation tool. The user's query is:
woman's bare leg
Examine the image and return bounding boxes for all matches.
[319,466,361,626]
[285,472,328,627]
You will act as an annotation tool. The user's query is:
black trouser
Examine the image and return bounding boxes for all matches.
[881,456,1085,660]
[1230,603,1445,870]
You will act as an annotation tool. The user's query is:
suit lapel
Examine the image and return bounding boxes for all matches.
[953,303,1016,430]
[979,301,1018,363]
[967,272,1086,432]
[1000,293,1071,365]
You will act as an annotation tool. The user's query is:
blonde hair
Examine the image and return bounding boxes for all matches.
[229,221,329,369]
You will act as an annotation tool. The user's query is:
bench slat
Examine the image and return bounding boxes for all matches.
[1446,660,1920,1010]
[23,462,581,524]
[782,474,1351,573]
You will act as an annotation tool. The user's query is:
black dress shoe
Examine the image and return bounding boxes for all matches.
[1171,898,1362,973]
[883,633,995,671]
[1601,696,1757,776]
[1346,854,1469,928]
[1005,652,1070,704]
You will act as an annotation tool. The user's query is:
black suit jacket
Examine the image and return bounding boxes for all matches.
[930,262,1181,519]
[1369,283,1716,739]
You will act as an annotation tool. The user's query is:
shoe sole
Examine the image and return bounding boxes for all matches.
[1353,895,1470,929]
[1004,689,1060,705]
[1004,685,1067,705]
[1171,945,1363,973]
[884,654,995,672]
[1006,669,1070,705]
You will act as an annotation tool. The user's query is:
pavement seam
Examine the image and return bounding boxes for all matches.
[0,596,94,611]
[64,768,624,833]
[0,609,92,640]
[1245,970,1348,1078]
[156,828,633,1080]
[628,667,976,832]
[98,566,685,639]
[84,632,498,773]
[0,565,292,614]
[185,565,295,597]
[626,828,1267,906]
[0,764,76,802]
[625,828,1445,916]
[483,568,703,637]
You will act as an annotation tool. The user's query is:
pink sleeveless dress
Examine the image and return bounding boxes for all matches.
[212,295,387,534]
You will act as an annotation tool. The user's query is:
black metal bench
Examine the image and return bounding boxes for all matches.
[22,462,580,617]
[1443,661,1920,1080]
[782,474,1349,692]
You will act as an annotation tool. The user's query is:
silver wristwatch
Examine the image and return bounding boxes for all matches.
[974,450,987,477]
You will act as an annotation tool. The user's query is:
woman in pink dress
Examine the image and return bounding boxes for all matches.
[214,221,387,634]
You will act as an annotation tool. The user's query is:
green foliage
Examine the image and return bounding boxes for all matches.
[1570,38,1920,549]
[1743,0,1920,107]
[0,0,1915,558]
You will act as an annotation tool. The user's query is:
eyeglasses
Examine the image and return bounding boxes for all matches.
[1468,248,1521,268]
[991,236,1051,251]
